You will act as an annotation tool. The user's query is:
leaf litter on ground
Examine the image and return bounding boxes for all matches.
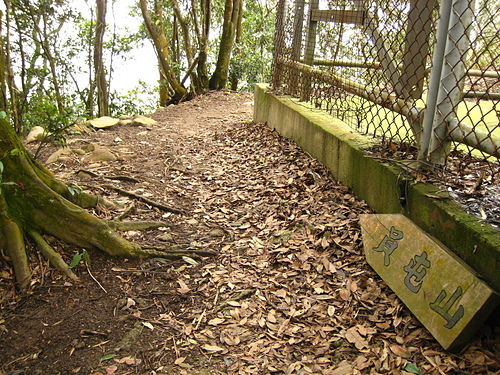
[0,91,498,375]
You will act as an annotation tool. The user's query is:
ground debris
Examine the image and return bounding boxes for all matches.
[1,91,498,375]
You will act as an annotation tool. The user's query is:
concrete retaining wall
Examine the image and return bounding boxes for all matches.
[254,84,500,293]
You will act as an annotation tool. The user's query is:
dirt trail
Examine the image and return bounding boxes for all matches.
[0,91,498,375]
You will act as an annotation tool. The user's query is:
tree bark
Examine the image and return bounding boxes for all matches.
[2,1,21,132]
[18,0,66,115]
[0,118,214,289]
[195,0,210,91]
[170,0,201,92]
[94,0,109,117]
[229,0,244,91]
[209,0,242,90]
[0,10,6,111]
[140,0,187,104]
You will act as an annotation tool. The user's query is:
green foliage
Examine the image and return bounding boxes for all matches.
[23,97,72,134]
[67,183,83,197]
[109,83,158,117]
[99,354,117,363]
[23,96,76,159]
[69,249,91,269]
[404,363,420,374]
[229,0,276,91]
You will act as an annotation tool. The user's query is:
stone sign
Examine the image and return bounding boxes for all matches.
[360,214,499,352]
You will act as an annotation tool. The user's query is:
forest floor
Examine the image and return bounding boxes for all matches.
[0,91,499,375]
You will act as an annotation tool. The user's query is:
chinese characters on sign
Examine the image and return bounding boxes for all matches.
[361,214,500,351]
[373,226,465,330]
[430,287,465,329]
[404,251,430,293]
[373,226,403,266]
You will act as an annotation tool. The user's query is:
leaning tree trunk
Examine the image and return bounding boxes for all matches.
[139,0,186,104]
[0,119,212,289]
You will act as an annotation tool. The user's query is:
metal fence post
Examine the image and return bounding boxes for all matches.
[271,0,287,89]
[301,0,319,101]
[418,0,454,163]
[428,0,476,165]
[291,0,306,94]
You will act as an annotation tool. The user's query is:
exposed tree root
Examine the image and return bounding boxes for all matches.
[0,194,30,289]
[106,220,169,231]
[0,119,215,290]
[27,230,79,281]
[102,184,184,214]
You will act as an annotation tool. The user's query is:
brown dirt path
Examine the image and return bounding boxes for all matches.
[0,91,498,375]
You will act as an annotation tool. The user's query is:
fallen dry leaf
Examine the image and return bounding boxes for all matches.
[344,327,369,350]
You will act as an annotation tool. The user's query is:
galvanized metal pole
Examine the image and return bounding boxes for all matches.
[418,0,454,163]
[428,0,475,164]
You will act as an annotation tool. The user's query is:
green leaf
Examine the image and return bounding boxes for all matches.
[0,161,3,174]
[0,111,7,119]
[10,149,20,156]
[99,354,117,363]
[69,252,84,268]
[1,181,16,186]
[82,249,91,266]
[67,184,82,196]
[404,363,420,374]
[67,186,77,196]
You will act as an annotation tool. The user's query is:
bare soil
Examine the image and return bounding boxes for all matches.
[0,91,499,375]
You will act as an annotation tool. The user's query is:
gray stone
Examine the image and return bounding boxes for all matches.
[83,148,118,162]
[131,115,157,127]
[119,119,133,126]
[88,116,120,129]
[26,126,48,143]
[46,147,72,164]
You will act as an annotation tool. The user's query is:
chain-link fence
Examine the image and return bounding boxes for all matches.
[271,0,500,178]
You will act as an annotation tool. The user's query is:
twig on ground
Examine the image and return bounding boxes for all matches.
[86,263,107,293]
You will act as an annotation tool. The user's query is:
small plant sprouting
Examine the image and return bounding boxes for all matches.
[99,354,117,363]
[69,249,91,269]
[67,183,83,197]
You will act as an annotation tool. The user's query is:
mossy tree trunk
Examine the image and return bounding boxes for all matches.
[209,0,242,90]
[0,119,210,289]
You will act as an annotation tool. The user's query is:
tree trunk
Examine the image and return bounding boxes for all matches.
[194,0,210,92]
[229,0,244,91]
[0,10,7,111]
[159,70,169,107]
[2,1,21,132]
[170,0,201,91]
[0,118,213,289]
[140,0,187,104]
[94,0,109,117]
[209,0,242,90]
[19,0,66,115]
